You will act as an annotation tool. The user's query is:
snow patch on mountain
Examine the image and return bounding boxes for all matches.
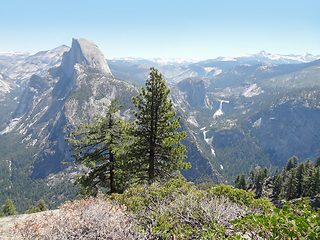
[150,57,197,66]
[112,57,197,66]
[233,51,320,64]
[214,51,320,64]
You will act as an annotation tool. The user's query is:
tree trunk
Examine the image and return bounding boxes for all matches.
[149,139,155,183]
[110,152,116,193]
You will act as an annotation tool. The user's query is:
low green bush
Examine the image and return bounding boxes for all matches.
[231,199,320,239]
[109,179,273,239]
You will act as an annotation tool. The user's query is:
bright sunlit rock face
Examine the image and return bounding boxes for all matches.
[60,38,112,77]
[0,75,11,94]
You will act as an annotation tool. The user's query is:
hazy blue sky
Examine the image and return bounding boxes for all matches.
[1,0,319,60]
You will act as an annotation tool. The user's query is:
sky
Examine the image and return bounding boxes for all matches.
[1,0,319,60]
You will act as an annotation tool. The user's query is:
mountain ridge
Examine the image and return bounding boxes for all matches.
[1,38,138,180]
[0,45,69,85]
[1,39,320,212]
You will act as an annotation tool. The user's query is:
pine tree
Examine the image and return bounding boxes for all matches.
[249,169,255,183]
[1,199,18,216]
[235,174,240,188]
[273,175,282,199]
[235,174,247,190]
[302,160,313,197]
[282,168,298,200]
[316,156,320,167]
[263,167,268,178]
[292,156,298,168]
[254,167,267,188]
[310,167,320,195]
[130,67,190,183]
[25,199,47,214]
[286,158,294,171]
[295,162,305,197]
[66,99,131,196]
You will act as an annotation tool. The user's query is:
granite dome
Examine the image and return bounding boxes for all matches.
[60,38,112,77]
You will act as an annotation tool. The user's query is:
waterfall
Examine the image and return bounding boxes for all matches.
[213,100,229,119]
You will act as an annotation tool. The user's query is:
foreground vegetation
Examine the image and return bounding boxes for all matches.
[6,178,319,239]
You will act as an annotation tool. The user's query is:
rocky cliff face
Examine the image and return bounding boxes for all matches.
[60,38,111,78]
[1,38,137,181]
[249,97,320,165]
[176,77,207,108]
[0,74,12,96]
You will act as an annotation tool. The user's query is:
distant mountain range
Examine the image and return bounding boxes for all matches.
[108,51,320,85]
[0,40,320,212]
[0,46,69,87]
[110,51,320,66]
[1,48,319,88]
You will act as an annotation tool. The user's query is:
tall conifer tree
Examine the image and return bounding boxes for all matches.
[130,67,190,183]
[282,168,298,200]
[66,99,130,196]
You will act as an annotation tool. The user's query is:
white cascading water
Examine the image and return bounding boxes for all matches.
[201,127,216,156]
[213,100,229,119]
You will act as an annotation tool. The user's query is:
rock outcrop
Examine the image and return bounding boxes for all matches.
[60,38,112,77]
[174,77,207,108]
[0,74,11,95]
[249,99,320,165]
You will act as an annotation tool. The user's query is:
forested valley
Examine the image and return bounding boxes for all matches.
[1,67,319,239]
